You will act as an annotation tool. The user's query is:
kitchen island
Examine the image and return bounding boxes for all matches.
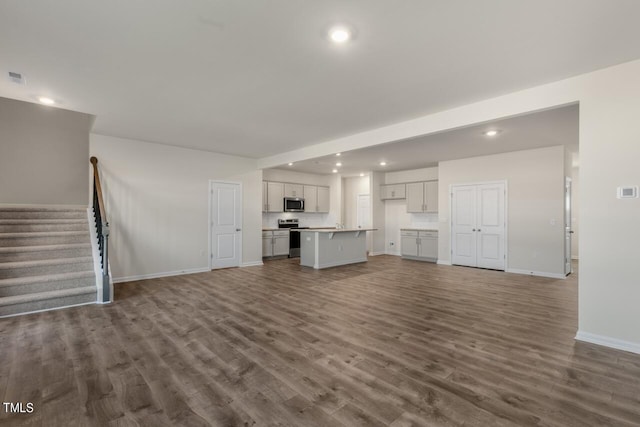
[297,228,377,269]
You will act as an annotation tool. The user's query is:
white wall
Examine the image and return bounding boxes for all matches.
[369,172,386,255]
[384,167,439,255]
[438,146,566,277]
[0,97,93,206]
[90,134,262,281]
[262,168,340,228]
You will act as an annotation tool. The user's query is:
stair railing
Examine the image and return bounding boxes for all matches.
[90,156,111,302]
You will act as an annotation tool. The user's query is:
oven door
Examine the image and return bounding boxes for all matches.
[284,198,305,212]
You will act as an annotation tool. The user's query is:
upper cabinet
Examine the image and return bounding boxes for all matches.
[303,185,318,212]
[380,184,406,200]
[317,186,330,213]
[284,183,304,198]
[263,181,330,213]
[406,181,438,213]
[265,182,284,212]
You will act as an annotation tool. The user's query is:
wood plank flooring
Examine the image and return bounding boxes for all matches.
[1,256,640,426]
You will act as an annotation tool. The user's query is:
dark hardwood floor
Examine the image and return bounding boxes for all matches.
[1,256,639,426]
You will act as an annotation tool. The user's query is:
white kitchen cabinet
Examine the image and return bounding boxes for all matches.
[284,183,304,198]
[317,186,330,213]
[266,182,284,212]
[406,181,438,213]
[262,230,290,257]
[380,184,406,200]
[262,231,273,257]
[303,185,318,212]
[401,229,438,262]
[262,181,268,212]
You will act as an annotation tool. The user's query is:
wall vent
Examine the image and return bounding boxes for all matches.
[7,71,25,85]
[617,186,638,199]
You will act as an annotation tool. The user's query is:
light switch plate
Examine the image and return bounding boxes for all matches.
[617,186,638,199]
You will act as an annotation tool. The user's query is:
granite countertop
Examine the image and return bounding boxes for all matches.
[296,228,378,233]
[262,227,283,231]
[401,228,439,232]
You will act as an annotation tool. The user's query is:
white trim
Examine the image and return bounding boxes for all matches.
[87,207,102,303]
[112,267,210,284]
[241,261,264,267]
[0,301,95,319]
[505,268,566,279]
[313,258,368,269]
[437,260,452,266]
[385,250,402,256]
[209,180,243,270]
[369,251,386,256]
[575,331,640,355]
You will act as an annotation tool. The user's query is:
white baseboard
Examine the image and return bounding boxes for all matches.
[113,267,210,284]
[241,261,264,267]
[369,251,386,256]
[314,258,368,269]
[437,260,452,266]
[575,330,640,355]
[505,268,566,279]
[385,250,402,256]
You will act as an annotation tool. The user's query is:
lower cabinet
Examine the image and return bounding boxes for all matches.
[401,230,438,262]
[262,230,290,257]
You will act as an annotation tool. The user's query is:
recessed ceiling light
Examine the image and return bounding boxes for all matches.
[484,129,500,137]
[360,173,365,177]
[288,162,293,166]
[336,162,342,167]
[332,169,338,173]
[329,27,351,43]
[38,96,55,105]
[336,153,341,156]
[379,162,387,166]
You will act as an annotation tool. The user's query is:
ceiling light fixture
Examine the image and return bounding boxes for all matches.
[332,169,338,173]
[288,162,293,166]
[38,96,55,105]
[336,162,342,167]
[379,162,387,166]
[360,173,365,177]
[336,153,341,156]
[484,129,500,137]
[329,27,351,43]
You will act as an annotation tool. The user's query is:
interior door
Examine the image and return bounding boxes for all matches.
[565,177,572,275]
[476,183,505,270]
[451,185,477,267]
[211,182,242,269]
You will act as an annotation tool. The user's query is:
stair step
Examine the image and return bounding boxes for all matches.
[0,243,92,262]
[0,257,94,279]
[0,208,87,220]
[0,286,96,317]
[0,219,88,233]
[0,271,96,297]
[0,231,89,246]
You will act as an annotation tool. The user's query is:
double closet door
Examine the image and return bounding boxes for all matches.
[451,182,506,270]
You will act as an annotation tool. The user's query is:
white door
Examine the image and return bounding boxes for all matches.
[452,185,477,267]
[476,183,505,270]
[451,182,506,270]
[565,177,572,275]
[357,194,371,253]
[210,181,242,269]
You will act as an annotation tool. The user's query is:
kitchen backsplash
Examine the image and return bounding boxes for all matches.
[262,212,337,228]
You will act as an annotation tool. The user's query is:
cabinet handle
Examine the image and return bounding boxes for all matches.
[477,229,481,232]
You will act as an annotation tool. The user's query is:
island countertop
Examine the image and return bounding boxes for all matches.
[294,228,377,233]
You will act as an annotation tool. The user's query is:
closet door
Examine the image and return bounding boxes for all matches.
[451,185,477,267]
[476,183,505,270]
[451,182,506,271]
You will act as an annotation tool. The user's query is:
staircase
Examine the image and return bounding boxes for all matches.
[0,207,97,317]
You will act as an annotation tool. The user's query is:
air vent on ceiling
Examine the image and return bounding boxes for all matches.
[8,71,25,85]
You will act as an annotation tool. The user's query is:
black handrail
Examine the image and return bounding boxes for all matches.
[90,157,111,302]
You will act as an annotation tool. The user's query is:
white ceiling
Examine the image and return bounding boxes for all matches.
[278,104,579,176]
[0,1,638,159]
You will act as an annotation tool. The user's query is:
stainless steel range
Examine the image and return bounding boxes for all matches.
[277,219,309,257]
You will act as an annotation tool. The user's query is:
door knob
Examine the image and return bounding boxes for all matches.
[472,229,476,232]
[477,229,481,232]
[236,228,242,232]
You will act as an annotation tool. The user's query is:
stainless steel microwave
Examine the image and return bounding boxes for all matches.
[284,197,305,212]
